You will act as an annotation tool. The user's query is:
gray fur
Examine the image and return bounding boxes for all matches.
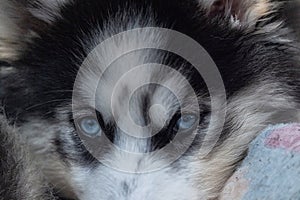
[0,115,56,200]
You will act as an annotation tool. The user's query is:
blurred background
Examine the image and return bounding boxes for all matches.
[283,0,300,39]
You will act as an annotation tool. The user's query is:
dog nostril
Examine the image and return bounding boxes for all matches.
[122,182,131,194]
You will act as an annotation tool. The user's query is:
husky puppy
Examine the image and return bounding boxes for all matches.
[0,0,299,199]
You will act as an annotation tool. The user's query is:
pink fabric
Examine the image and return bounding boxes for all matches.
[264,124,300,153]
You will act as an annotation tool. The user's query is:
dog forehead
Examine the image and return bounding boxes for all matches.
[72,15,200,125]
[76,60,192,126]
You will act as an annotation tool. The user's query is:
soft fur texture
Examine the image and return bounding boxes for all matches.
[0,114,55,200]
[0,0,299,200]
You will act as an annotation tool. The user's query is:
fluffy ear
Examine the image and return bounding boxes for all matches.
[0,0,70,62]
[201,0,277,28]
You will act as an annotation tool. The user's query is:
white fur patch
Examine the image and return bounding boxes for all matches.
[70,164,204,200]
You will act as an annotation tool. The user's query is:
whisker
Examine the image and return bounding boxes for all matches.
[39,90,74,95]
[25,99,71,112]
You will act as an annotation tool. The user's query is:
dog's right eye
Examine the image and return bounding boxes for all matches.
[77,116,102,137]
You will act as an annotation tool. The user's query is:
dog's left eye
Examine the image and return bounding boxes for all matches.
[175,114,198,131]
[78,116,101,137]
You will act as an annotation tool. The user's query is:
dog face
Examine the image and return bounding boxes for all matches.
[1,0,299,199]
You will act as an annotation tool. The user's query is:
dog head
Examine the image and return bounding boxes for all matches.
[1,0,299,199]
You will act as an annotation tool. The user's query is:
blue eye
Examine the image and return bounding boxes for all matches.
[78,116,101,137]
[176,114,198,131]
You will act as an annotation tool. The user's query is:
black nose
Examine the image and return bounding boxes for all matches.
[122,181,132,196]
